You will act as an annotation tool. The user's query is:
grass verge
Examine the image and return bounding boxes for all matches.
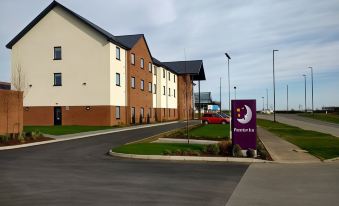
[189,124,230,139]
[299,113,339,124]
[112,143,205,155]
[24,125,117,136]
[258,119,339,160]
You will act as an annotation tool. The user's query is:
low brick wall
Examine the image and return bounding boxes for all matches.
[0,90,23,135]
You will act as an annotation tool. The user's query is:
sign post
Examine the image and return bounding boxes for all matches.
[231,99,257,152]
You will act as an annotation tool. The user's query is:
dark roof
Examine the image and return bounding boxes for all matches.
[115,34,143,49]
[0,82,11,90]
[6,1,128,49]
[162,60,206,80]
[152,57,178,74]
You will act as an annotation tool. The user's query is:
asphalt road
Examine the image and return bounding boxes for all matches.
[0,121,248,206]
[258,114,339,137]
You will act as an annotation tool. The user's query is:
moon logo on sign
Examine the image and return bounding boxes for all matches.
[237,105,252,124]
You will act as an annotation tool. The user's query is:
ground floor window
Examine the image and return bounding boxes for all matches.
[115,106,120,119]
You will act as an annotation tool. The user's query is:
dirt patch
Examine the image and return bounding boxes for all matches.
[0,136,54,147]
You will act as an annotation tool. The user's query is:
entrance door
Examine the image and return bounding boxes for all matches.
[54,107,62,125]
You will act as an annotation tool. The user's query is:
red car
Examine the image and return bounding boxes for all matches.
[201,113,230,124]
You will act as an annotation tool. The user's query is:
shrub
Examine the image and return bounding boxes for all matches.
[17,133,26,143]
[218,141,233,156]
[163,149,172,155]
[204,144,220,155]
[232,144,243,157]
[31,130,42,140]
[0,135,10,144]
[246,149,255,158]
[258,149,269,160]
[174,149,182,155]
[190,150,201,156]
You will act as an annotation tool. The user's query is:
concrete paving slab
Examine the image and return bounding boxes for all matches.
[226,163,339,206]
[257,127,320,163]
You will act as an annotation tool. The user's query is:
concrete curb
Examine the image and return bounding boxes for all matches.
[108,150,272,163]
[0,121,182,151]
[324,157,339,162]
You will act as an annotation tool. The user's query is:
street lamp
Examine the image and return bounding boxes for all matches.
[262,96,265,111]
[309,67,314,113]
[225,52,231,140]
[273,49,279,122]
[234,86,237,100]
[266,88,269,111]
[286,85,289,112]
[302,74,307,112]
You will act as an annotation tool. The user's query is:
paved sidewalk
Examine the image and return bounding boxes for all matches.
[258,114,339,137]
[257,127,320,163]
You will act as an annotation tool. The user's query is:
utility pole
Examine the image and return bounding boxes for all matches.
[234,86,237,100]
[266,88,268,111]
[309,67,314,114]
[273,49,279,122]
[287,85,289,112]
[220,77,222,113]
[262,97,264,111]
[303,74,307,112]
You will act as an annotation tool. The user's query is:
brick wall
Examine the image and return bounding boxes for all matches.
[0,90,23,135]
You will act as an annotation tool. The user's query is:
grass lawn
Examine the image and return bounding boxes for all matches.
[112,143,205,155]
[189,124,230,139]
[258,119,339,160]
[24,125,116,135]
[299,113,339,124]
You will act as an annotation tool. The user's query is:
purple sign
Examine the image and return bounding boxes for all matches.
[231,99,256,150]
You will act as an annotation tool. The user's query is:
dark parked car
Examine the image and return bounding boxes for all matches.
[201,113,230,124]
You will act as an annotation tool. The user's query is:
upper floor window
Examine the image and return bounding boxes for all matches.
[174,75,176,83]
[54,47,62,60]
[116,47,120,60]
[174,89,176,97]
[116,73,120,86]
[141,58,144,69]
[153,84,157,94]
[163,69,165,78]
[163,86,166,95]
[141,80,144,90]
[168,88,171,96]
[148,82,152,93]
[168,72,171,81]
[131,77,135,88]
[148,63,152,73]
[153,66,157,75]
[54,73,62,86]
[131,53,135,65]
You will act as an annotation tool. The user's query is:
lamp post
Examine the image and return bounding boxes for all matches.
[262,96,265,111]
[309,67,314,114]
[273,49,279,122]
[302,74,307,112]
[266,88,269,111]
[286,85,289,112]
[225,52,231,140]
[234,86,237,100]
[219,77,222,113]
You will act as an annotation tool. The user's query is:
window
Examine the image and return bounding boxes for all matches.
[153,84,156,94]
[141,80,144,90]
[131,77,135,88]
[174,75,176,83]
[163,69,165,78]
[140,58,144,69]
[131,53,135,65]
[169,88,171,96]
[140,107,144,118]
[153,66,157,75]
[148,82,152,92]
[116,73,120,86]
[174,89,176,97]
[148,63,152,73]
[116,106,120,119]
[54,73,62,86]
[116,47,120,60]
[54,47,61,60]
[131,107,135,119]
[168,72,171,81]
[163,86,166,95]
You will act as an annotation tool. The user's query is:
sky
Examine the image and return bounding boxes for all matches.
[0,0,338,111]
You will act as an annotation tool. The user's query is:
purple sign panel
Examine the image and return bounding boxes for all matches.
[231,99,256,150]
